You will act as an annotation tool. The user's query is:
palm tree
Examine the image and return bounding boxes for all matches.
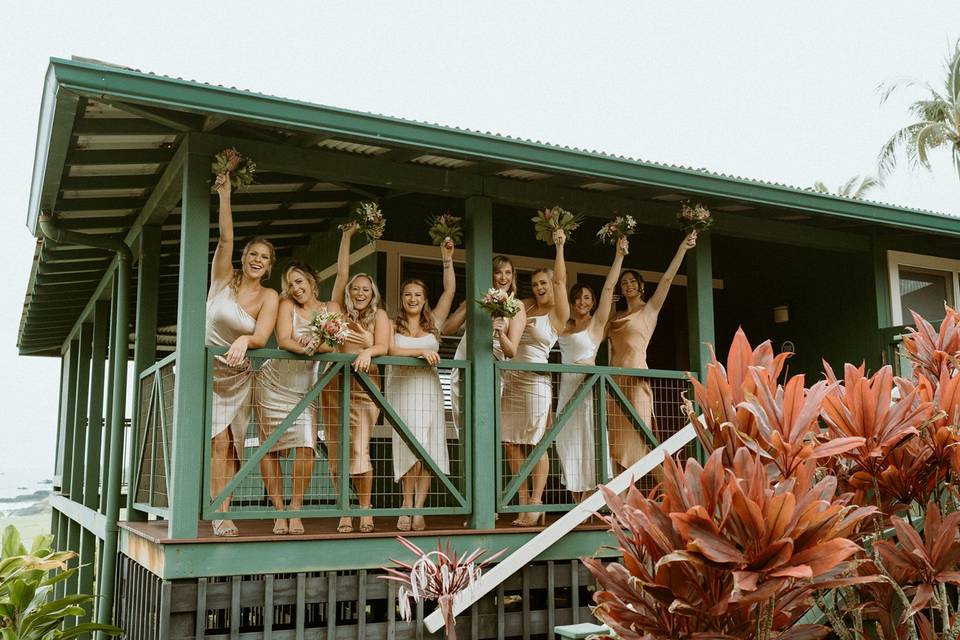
[812,175,880,199]
[878,40,960,178]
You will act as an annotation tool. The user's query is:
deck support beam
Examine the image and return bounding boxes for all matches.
[465,196,495,530]
[686,233,715,380]
[168,149,211,539]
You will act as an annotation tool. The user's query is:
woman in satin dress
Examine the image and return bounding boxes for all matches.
[207,172,279,537]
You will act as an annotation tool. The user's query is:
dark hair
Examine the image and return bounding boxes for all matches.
[569,283,597,314]
[617,269,646,310]
[280,260,320,301]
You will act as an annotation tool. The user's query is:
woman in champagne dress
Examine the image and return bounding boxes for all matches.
[386,239,456,531]
[207,172,279,537]
[555,237,626,499]
[328,223,390,534]
[500,229,568,526]
[444,255,526,428]
[606,232,697,473]
[254,261,343,535]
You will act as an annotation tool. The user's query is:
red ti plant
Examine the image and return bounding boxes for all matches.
[583,448,875,640]
[900,306,960,385]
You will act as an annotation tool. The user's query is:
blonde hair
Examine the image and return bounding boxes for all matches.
[395,279,439,338]
[345,273,381,330]
[492,255,517,296]
[230,237,276,295]
[280,261,320,302]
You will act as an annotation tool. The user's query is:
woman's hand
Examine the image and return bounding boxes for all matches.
[685,231,698,249]
[344,321,374,348]
[441,237,455,261]
[492,317,506,335]
[342,221,358,238]
[552,228,566,247]
[419,349,441,366]
[616,236,629,256]
[353,348,373,372]
[224,335,250,368]
[301,335,322,356]
[215,172,231,198]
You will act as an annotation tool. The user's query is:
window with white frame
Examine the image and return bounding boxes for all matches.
[887,250,960,325]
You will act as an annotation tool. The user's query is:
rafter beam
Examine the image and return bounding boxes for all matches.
[97,98,200,132]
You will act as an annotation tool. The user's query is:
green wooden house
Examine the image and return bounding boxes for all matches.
[19,57,960,639]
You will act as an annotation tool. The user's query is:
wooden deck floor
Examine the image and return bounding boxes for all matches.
[120,514,609,544]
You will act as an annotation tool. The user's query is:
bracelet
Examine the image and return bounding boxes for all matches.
[443,260,453,267]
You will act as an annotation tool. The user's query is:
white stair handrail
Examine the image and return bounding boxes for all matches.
[425,422,699,634]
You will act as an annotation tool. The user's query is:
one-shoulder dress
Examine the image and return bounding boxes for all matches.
[206,284,257,461]
[254,306,319,453]
[500,314,558,444]
[386,332,449,481]
[555,330,611,492]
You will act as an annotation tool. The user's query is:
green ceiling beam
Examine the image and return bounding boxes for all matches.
[66,148,174,166]
[73,119,177,136]
[60,175,159,191]
[56,197,145,212]
[97,98,200,132]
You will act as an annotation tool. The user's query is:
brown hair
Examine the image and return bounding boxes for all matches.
[280,260,320,302]
[569,282,597,314]
[492,255,517,295]
[395,279,439,338]
[230,236,276,295]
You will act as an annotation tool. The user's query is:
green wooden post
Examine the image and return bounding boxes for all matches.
[872,234,893,368]
[685,233,715,380]
[99,280,117,516]
[54,353,67,483]
[56,339,78,601]
[66,322,92,606]
[168,149,211,539]
[465,196,495,530]
[128,225,161,521]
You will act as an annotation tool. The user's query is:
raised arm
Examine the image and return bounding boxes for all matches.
[647,232,697,313]
[590,237,627,337]
[331,223,356,308]
[548,229,570,332]
[442,301,466,335]
[432,239,457,329]
[209,174,234,296]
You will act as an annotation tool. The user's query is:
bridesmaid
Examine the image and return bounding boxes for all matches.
[207,172,279,537]
[386,239,456,531]
[255,261,342,535]
[606,231,697,473]
[555,237,627,500]
[444,255,526,426]
[500,229,568,526]
[329,222,390,534]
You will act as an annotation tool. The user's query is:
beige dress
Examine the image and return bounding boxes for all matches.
[607,308,656,468]
[254,307,318,452]
[450,322,508,430]
[500,314,558,444]
[206,284,257,461]
[386,332,449,481]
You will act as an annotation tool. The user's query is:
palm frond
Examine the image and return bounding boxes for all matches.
[945,39,960,103]
[850,175,880,199]
[878,78,924,104]
[915,122,951,167]
[812,181,830,194]
[908,94,952,122]
[878,122,929,177]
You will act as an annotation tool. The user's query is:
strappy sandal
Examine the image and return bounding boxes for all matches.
[212,519,239,537]
[273,517,289,535]
[337,516,354,534]
[397,515,412,531]
[288,518,305,535]
[359,505,375,533]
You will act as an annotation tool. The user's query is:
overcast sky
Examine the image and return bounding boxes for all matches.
[2,2,959,476]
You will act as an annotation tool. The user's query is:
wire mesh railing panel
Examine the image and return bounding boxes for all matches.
[134,359,175,511]
[495,362,692,513]
[203,349,469,523]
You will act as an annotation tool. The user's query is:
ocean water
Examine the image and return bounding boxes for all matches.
[0,466,53,514]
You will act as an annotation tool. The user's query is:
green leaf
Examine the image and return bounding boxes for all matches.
[1,526,25,560]
[56,622,124,639]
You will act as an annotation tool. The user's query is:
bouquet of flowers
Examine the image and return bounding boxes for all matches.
[310,310,350,348]
[340,201,386,242]
[596,214,637,245]
[427,213,463,246]
[677,201,713,233]
[531,205,582,245]
[211,148,256,189]
[477,288,523,318]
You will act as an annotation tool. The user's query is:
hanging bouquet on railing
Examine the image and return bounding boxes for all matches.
[381,537,505,640]
[477,288,523,318]
[211,148,257,189]
[309,310,350,348]
[340,201,386,242]
[596,214,637,245]
[677,201,713,233]
[532,205,582,245]
[427,213,463,246]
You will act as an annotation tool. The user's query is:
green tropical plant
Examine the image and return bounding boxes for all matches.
[878,41,960,178]
[0,525,120,640]
[812,175,880,199]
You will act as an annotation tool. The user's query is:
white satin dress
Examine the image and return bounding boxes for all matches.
[254,307,319,452]
[206,284,257,460]
[386,332,450,481]
[449,322,507,430]
[500,314,558,444]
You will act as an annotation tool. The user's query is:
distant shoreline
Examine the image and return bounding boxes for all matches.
[0,489,50,504]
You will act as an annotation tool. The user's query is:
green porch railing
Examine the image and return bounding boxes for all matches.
[202,348,471,521]
[493,361,693,514]
[130,351,177,518]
